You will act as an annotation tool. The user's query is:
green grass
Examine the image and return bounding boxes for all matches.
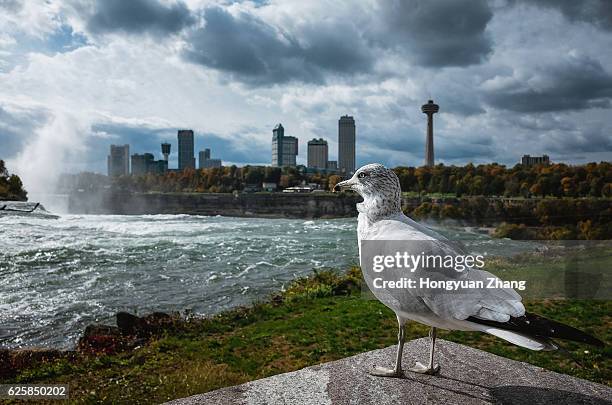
[4,268,611,404]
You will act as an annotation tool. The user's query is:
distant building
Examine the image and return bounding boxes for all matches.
[200,158,222,169]
[131,153,167,175]
[338,115,356,175]
[283,186,312,193]
[107,144,129,177]
[262,182,277,192]
[243,183,261,193]
[131,153,154,175]
[178,130,195,170]
[521,154,550,166]
[161,142,171,162]
[272,123,298,167]
[282,136,298,167]
[201,148,211,161]
[149,159,168,174]
[198,150,208,168]
[272,124,284,167]
[307,138,328,169]
[327,160,337,171]
[199,148,222,169]
[522,154,550,166]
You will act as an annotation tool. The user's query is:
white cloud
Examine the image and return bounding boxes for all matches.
[0,0,611,195]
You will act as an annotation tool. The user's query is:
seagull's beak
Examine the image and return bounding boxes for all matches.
[333,179,356,192]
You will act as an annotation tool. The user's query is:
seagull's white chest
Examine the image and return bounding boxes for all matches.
[357,213,374,266]
[357,213,370,242]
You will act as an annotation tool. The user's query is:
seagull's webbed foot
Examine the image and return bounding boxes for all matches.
[368,318,406,378]
[407,327,441,375]
[368,366,403,378]
[408,361,440,375]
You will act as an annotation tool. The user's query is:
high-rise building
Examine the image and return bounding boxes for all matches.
[149,159,168,174]
[338,115,356,175]
[161,142,171,162]
[132,153,168,175]
[272,124,298,167]
[521,154,550,166]
[272,124,284,167]
[199,149,222,169]
[307,138,328,169]
[421,100,439,167]
[178,130,195,170]
[327,160,337,171]
[131,153,155,175]
[107,144,129,177]
[282,136,298,167]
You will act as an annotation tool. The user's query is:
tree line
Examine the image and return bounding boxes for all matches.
[60,162,611,198]
[394,162,611,198]
[0,160,27,201]
[408,196,611,240]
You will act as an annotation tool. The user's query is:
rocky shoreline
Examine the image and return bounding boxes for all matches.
[1,267,608,402]
[1,311,182,379]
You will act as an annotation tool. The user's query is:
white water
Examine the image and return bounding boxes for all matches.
[0,213,537,349]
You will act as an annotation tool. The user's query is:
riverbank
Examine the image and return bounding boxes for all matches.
[67,191,611,232]
[68,191,362,218]
[2,266,609,404]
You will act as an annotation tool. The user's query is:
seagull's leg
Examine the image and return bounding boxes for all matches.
[369,317,405,377]
[409,327,441,375]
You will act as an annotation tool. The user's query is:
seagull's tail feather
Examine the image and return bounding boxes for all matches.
[466,311,604,350]
[482,327,557,351]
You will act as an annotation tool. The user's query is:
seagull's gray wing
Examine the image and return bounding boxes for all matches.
[361,213,525,323]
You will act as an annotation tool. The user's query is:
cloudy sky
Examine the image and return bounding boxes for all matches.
[1,0,611,191]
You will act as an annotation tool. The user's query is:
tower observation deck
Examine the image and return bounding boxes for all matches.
[421,100,439,167]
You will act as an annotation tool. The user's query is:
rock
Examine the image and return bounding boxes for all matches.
[77,324,124,354]
[116,311,175,338]
[0,348,67,378]
[165,338,612,405]
[117,311,141,335]
[0,349,12,378]
[78,312,177,355]
[137,312,174,338]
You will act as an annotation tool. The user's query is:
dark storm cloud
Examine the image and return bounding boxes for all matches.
[377,0,493,67]
[513,0,612,31]
[183,7,373,85]
[483,55,612,112]
[360,125,493,165]
[0,106,48,158]
[543,127,612,154]
[87,0,195,35]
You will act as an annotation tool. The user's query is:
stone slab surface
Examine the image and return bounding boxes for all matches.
[165,338,612,405]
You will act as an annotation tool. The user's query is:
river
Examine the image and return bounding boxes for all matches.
[0,212,537,349]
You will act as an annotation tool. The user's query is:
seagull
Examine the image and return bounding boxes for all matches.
[334,163,603,377]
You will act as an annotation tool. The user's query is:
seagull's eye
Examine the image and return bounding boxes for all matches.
[357,172,368,179]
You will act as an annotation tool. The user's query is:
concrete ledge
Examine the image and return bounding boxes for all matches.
[166,338,611,405]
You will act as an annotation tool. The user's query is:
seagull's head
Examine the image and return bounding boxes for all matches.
[334,163,402,219]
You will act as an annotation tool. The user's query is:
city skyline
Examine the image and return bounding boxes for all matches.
[1,1,612,192]
[107,130,225,176]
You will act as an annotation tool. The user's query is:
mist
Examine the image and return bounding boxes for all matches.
[6,111,88,213]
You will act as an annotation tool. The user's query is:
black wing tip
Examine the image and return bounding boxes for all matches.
[524,312,605,348]
[584,335,605,348]
[468,312,605,348]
